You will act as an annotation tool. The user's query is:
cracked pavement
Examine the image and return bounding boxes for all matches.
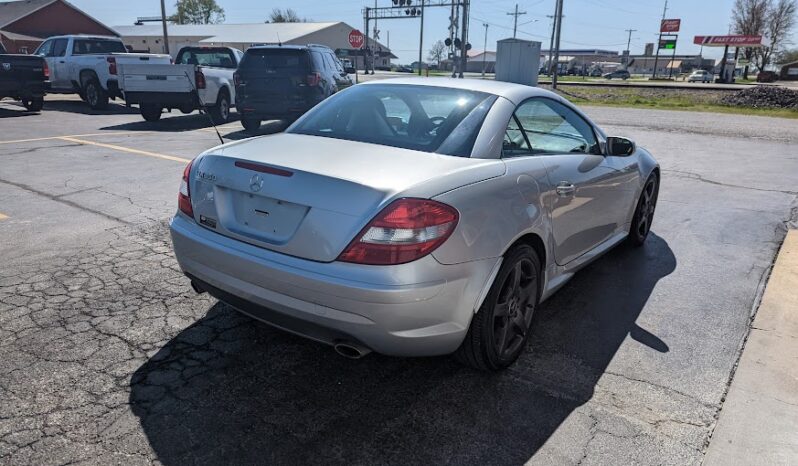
[1,98,797,465]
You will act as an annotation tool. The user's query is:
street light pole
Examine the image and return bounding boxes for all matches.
[482,22,488,78]
[418,0,425,76]
[160,0,170,55]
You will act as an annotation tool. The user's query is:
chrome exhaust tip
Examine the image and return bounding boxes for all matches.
[333,341,371,359]
[190,280,206,295]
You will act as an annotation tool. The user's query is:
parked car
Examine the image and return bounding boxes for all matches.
[33,35,171,110]
[120,46,243,122]
[687,70,712,83]
[756,71,778,83]
[0,42,48,111]
[234,44,355,132]
[589,68,603,77]
[395,65,414,73]
[170,78,660,370]
[603,69,630,80]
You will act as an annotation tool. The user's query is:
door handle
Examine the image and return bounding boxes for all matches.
[555,181,576,196]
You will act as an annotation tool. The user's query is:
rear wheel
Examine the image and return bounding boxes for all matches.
[209,90,231,124]
[84,79,108,110]
[454,245,540,371]
[241,118,261,132]
[22,98,43,112]
[627,173,659,246]
[140,104,162,122]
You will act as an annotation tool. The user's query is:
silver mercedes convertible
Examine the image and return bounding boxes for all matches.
[170,78,659,370]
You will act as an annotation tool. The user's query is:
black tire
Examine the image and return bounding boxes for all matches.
[209,90,231,124]
[84,79,108,110]
[140,104,162,122]
[241,118,261,132]
[22,98,43,112]
[454,244,541,371]
[627,173,659,247]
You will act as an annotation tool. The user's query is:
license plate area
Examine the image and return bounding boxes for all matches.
[228,190,308,244]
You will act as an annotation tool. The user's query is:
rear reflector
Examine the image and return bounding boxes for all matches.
[234,161,293,177]
[178,160,194,217]
[337,198,459,265]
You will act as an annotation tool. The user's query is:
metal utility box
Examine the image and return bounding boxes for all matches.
[495,38,541,86]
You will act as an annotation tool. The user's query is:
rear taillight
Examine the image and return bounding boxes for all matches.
[42,60,49,79]
[306,72,321,87]
[337,199,459,265]
[107,57,117,75]
[178,160,194,217]
[233,71,241,87]
[195,69,206,89]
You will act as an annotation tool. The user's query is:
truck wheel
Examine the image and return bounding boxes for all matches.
[241,118,261,132]
[23,98,44,112]
[209,90,231,124]
[140,104,163,122]
[84,79,109,110]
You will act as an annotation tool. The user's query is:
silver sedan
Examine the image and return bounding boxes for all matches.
[170,78,659,370]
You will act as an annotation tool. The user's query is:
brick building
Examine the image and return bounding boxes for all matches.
[0,0,117,54]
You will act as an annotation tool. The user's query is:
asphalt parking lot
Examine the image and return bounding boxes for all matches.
[1,95,797,465]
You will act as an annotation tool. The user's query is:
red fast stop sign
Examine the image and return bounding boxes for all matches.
[349,29,364,49]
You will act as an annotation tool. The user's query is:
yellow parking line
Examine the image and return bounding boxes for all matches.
[0,132,154,145]
[0,212,8,221]
[57,137,191,163]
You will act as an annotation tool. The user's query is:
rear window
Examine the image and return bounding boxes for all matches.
[288,84,496,157]
[176,48,237,68]
[72,39,126,55]
[239,48,309,74]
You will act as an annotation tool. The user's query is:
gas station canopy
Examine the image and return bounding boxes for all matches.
[693,35,770,47]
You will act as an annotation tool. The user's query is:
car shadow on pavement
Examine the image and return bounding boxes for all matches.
[0,103,37,118]
[42,99,138,116]
[100,113,287,139]
[130,232,675,464]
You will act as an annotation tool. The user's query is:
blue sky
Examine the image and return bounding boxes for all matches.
[68,0,796,63]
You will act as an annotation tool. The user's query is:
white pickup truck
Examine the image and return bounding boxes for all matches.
[34,35,171,110]
[119,46,243,123]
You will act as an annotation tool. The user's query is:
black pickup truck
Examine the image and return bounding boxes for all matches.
[0,42,48,111]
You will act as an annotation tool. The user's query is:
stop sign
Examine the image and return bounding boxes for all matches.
[348,29,364,49]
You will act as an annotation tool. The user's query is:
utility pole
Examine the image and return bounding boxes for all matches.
[652,0,667,78]
[482,22,488,78]
[551,0,564,89]
[507,4,527,39]
[418,0,425,76]
[546,14,555,75]
[624,28,636,67]
[159,0,169,55]
[459,0,469,78]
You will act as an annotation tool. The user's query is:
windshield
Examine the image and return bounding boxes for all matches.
[176,48,237,68]
[72,39,126,55]
[287,84,496,157]
[238,48,309,74]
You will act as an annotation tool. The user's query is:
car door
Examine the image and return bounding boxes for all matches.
[513,98,631,265]
[50,38,69,89]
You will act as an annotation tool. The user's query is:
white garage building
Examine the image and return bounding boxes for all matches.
[113,22,394,70]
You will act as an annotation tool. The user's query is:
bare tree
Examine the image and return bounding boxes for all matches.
[267,8,308,23]
[427,40,446,68]
[760,0,797,69]
[732,0,769,78]
[775,47,798,63]
[171,0,225,24]
[732,0,797,74]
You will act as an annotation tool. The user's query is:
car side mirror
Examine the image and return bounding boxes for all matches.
[606,136,636,156]
[344,66,356,74]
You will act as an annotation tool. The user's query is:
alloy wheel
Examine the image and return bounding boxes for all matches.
[636,177,658,237]
[493,258,537,359]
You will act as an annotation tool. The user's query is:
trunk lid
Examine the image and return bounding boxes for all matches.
[0,54,46,86]
[190,134,504,262]
[236,48,312,105]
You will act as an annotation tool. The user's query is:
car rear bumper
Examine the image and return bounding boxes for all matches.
[169,214,498,356]
[0,80,47,99]
[124,91,198,108]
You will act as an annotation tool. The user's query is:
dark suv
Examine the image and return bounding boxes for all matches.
[234,44,355,132]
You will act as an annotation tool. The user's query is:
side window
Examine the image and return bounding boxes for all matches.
[514,99,600,155]
[35,40,53,57]
[310,51,325,72]
[328,53,344,73]
[380,95,412,135]
[52,39,68,57]
[502,115,531,158]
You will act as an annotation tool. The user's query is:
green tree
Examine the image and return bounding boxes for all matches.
[266,8,308,23]
[171,0,225,25]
